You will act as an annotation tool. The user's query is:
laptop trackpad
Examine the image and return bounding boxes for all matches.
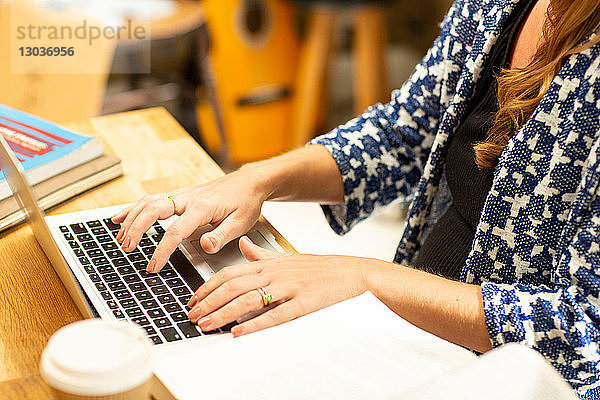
[184,225,276,275]
[178,225,281,322]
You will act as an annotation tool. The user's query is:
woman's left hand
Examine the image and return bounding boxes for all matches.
[187,237,369,337]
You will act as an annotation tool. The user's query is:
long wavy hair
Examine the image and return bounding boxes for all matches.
[474,0,600,169]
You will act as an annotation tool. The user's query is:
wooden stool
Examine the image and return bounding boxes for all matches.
[291,2,389,148]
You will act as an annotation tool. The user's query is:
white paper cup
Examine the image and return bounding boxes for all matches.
[40,319,154,400]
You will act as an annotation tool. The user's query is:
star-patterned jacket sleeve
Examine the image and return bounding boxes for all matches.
[481,187,600,392]
[309,0,470,235]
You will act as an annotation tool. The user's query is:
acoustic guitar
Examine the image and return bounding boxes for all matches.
[197,0,299,165]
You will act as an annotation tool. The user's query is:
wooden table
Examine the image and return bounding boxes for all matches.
[0,108,293,398]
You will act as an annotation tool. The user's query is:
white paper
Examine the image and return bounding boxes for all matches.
[401,343,579,400]
[154,292,476,399]
[261,201,406,261]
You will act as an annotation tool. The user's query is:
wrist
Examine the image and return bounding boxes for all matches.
[348,257,389,297]
[238,160,281,202]
[362,260,408,299]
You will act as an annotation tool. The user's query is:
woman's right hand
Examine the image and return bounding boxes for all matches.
[110,167,270,273]
[109,145,345,273]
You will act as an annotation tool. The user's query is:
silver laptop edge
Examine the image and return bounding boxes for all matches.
[0,134,95,318]
[0,134,284,327]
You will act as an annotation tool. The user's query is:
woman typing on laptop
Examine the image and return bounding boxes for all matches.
[112,0,600,397]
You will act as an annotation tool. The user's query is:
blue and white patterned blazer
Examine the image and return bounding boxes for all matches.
[311,0,600,397]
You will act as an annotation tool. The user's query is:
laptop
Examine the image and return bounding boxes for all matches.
[0,133,283,346]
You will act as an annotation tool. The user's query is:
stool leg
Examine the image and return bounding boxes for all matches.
[290,9,335,148]
[352,5,389,114]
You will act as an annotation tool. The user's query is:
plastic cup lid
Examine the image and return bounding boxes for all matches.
[40,319,154,396]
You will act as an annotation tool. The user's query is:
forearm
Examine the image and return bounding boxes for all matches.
[363,260,492,353]
[241,144,344,204]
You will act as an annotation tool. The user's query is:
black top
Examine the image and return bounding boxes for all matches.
[411,0,537,280]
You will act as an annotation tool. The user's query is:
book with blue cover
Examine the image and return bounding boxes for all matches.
[0,104,103,200]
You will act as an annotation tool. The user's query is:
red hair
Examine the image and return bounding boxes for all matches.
[474,1,600,169]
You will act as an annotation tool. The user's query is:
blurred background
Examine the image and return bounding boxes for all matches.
[0,0,453,259]
[0,0,452,169]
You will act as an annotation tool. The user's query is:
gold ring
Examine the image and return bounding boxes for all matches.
[167,195,179,215]
[257,287,273,307]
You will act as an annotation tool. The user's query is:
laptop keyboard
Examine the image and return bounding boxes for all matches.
[60,218,235,345]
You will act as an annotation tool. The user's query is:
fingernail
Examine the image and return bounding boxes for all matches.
[116,228,124,242]
[197,316,211,330]
[188,306,202,321]
[147,259,156,273]
[208,236,218,249]
[122,236,131,250]
[232,326,243,338]
[187,294,198,308]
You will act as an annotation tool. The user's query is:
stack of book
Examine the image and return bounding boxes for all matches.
[0,104,122,232]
